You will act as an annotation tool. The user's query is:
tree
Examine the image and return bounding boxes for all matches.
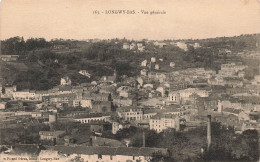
[149,151,174,162]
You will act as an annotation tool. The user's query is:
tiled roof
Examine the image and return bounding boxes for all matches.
[223,108,241,114]
[151,114,179,120]
[47,146,168,156]
[58,86,72,91]
[10,144,41,155]
[92,101,111,106]
[39,131,65,137]
[74,112,111,119]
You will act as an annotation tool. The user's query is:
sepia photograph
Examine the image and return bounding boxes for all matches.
[0,0,260,161]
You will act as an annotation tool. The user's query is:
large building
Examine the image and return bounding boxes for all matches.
[149,114,180,133]
[117,108,144,121]
[13,90,36,101]
[39,131,65,142]
[168,92,180,104]
[74,113,111,124]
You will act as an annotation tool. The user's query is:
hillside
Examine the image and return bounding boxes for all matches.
[0,34,260,90]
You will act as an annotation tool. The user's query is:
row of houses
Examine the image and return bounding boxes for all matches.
[1,144,169,162]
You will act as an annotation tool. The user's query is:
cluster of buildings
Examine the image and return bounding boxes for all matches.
[1,47,260,161]
[122,42,145,52]
[122,40,201,52]
[0,144,169,162]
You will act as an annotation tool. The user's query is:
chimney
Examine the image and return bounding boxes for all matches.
[143,131,145,147]
[207,115,211,150]
[217,100,222,113]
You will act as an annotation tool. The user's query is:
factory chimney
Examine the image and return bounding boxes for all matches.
[207,115,211,150]
[143,131,145,147]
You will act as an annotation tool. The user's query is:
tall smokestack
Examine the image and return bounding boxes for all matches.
[207,115,211,150]
[143,131,145,147]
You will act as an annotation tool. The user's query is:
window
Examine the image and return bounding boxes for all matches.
[98,154,102,159]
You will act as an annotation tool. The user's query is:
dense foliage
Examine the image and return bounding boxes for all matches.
[0,34,259,90]
[112,122,259,161]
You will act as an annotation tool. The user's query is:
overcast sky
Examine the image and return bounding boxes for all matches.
[1,0,260,40]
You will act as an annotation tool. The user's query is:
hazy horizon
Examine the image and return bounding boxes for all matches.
[1,0,260,40]
[1,32,260,42]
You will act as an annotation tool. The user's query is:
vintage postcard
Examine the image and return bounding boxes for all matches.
[0,0,260,161]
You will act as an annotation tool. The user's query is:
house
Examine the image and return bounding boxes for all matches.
[39,131,65,143]
[119,90,129,98]
[112,121,131,134]
[238,111,250,121]
[218,63,247,77]
[13,90,36,101]
[48,93,76,106]
[74,113,111,124]
[176,42,188,51]
[82,99,93,108]
[141,60,147,67]
[79,70,91,78]
[137,42,144,48]
[193,42,200,48]
[149,114,180,133]
[151,57,156,63]
[130,43,136,50]
[117,107,144,121]
[0,102,7,109]
[140,69,148,76]
[117,86,130,98]
[100,70,117,83]
[169,62,175,68]
[155,64,159,70]
[168,92,180,104]
[3,85,16,98]
[252,75,260,85]
[178,88,208,99]
[60,76,71,86]
[154,41,167,48]
[123,43,130,49]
